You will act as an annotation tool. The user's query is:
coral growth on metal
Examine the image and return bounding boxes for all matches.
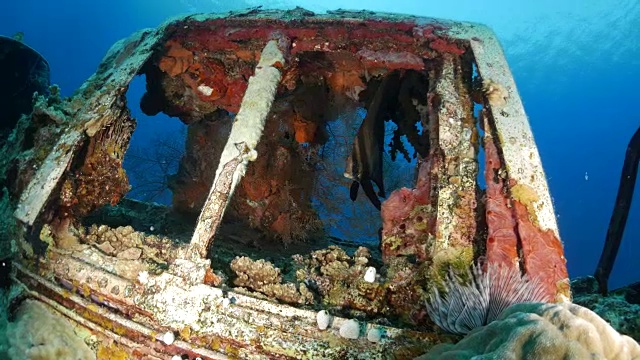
[6,7,569,360]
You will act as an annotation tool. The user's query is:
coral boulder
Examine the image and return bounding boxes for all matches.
[417,302,640,360]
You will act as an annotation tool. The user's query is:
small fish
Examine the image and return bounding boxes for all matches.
[345,71,401,210]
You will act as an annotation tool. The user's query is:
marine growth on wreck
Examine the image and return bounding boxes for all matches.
[0,8,590,360]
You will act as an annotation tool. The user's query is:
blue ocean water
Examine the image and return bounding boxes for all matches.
[1,0,638,291]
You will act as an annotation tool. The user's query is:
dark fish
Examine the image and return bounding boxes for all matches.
[345,71,401,210]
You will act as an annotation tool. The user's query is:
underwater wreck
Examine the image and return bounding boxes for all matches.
[1,7,582,359]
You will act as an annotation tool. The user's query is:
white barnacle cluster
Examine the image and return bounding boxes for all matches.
[137,270,150,284]
[316,310,331,330]
[339,319,360,339]
[196,84,214,96]
[217,294,234,308]
[363,266,376,283]
[316,310,385,343]
[162,331,175,345]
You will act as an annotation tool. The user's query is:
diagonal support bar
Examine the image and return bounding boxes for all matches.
[14,131,83,225]
[189,35,290,259]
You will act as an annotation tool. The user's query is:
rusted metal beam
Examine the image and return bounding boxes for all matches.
[189,34,291,258]
[462,24,570,300]
[14,263,229,360]
[14,131,83,225]
[430,54,478,257]
[464,25,560,240]
[48,249,141,313]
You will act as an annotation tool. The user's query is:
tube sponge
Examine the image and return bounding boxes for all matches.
[417,302,640,360]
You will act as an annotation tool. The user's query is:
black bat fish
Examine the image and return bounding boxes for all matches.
[344,71,401,210]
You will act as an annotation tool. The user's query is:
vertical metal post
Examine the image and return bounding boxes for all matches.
[189,35,290,259]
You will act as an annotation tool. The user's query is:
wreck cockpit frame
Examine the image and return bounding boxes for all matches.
[4,8,570,359]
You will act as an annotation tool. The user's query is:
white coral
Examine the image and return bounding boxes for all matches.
[418,302,640,360]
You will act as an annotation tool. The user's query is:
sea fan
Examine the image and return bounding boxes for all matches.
[425,261,550,335]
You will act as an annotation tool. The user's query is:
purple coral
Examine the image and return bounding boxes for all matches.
[425,261,550,335]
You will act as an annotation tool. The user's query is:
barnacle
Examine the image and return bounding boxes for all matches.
[425,261,551,335]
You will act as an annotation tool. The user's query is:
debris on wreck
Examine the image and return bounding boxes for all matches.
[595,124,640,296]
[0,7,572,359]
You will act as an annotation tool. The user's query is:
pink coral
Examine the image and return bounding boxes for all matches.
[380,160,433,261]
[381,160,431,230]
[483,135,519,270]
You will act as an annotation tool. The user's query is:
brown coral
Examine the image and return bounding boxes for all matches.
[158,40,194,76]
[293,246,430,325]
[230,256,313,305]
[482,79,508,107]
[81,224,176,276]
[292,113,318,143]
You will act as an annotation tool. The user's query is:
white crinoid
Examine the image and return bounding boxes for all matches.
[425,261,551,335]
